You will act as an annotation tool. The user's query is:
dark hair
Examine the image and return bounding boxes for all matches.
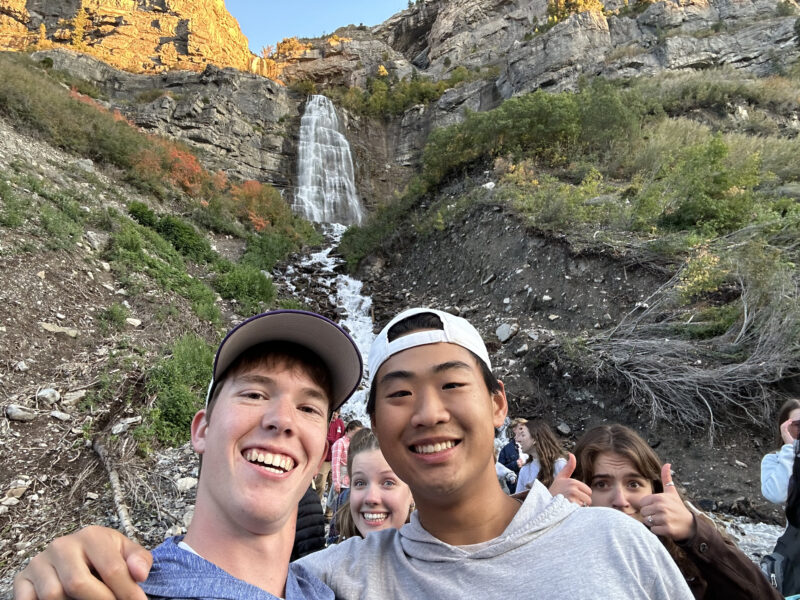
[345,420,363,434]
[366,312,500,416]
[777,398,800,448]
[574,424,704,582]
[522,419,566,487]
[206,341,334,422]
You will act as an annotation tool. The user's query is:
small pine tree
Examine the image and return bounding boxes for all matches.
[408,0,413,8]
[71,4,88,49]
[377,64,389,77]
[37,23,47,47]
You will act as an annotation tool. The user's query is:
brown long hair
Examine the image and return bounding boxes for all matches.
[523,419,566,487]
[776,398,800,448]
[574,424,703,582]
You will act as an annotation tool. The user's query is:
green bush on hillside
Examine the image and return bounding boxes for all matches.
[213,262,275,316]
[105,221,220,323]
[324,66,487,117]
[155,215,216,263]
[135,334,214,448]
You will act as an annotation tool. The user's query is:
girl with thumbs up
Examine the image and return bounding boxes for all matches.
[573,424,781,600]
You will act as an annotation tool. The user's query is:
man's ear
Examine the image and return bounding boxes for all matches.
[491,380,508,429]
[191,409,209,455]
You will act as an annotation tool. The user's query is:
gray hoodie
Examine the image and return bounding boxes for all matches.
[298,482,693,599]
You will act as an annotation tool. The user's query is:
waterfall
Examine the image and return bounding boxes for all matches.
[294,95,364,225]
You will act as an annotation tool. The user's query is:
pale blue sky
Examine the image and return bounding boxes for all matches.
[225,1,408,54]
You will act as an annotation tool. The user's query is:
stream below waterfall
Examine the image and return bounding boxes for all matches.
[276,227,784,564]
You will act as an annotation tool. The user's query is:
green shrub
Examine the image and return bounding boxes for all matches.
[776,0,797,16]
[128,201,157,228]
[658,136,761,235]
[290,80,317,96]
[213,263,275,315]
[324,67,483,117]
[136,334,214,447]
[673,303,742,339]
[106,221,220,323]
[155,215,216,263]
[340,180,425,270]
[98,303,129,334]
[241,231,295,271]
[39,204,83,249]
[0,179,26,227]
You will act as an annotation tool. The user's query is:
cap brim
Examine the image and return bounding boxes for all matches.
[213,310,362,410]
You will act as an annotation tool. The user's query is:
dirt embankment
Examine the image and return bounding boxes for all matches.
[357,200,783,523]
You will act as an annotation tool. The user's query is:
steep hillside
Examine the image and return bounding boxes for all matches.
[0,54,332,590]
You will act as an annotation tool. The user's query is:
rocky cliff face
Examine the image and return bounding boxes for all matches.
[18,0,799,216]
[0,0,261,74]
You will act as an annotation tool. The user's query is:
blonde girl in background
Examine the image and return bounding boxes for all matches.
[334,428,414,541]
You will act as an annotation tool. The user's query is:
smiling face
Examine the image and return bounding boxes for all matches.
[191,359,329,535]
[370,342,507,504]
[589,452,654,522]
[349,448,413,536]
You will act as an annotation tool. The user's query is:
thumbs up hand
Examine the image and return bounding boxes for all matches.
[638,463,696,543]
[548,453,592,507]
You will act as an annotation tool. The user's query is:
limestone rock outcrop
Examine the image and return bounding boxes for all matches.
[35,49,298,188]
[0,0,261,74]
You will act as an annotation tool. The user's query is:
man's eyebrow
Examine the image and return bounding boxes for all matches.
[378,369,413,385]
[235,373,275,386]
[432,360,473,373]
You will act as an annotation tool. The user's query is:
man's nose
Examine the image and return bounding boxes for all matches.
[409,387,450,427]
[262,398,295,433]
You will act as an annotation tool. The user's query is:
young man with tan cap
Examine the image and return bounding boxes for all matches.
[15,308,691,599]
[14,309,362,600]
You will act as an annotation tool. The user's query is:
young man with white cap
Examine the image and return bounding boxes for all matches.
[14,310,362,600]
[15,308,691,599]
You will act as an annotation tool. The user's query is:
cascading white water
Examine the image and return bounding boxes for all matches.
[294,95,364,225]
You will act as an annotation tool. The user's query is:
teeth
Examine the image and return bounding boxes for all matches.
[245,449,295,471]
[413,440,456,454]
[362,512,388,522]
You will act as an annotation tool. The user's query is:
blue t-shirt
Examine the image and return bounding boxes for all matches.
[139,536,333,600]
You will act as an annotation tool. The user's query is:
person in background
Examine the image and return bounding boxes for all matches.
[334,428,414,540]
[574,423,781,600]
[498,417,526,476]
[762,398,800,504]
[495,449,517,494]
[514,418,568,493]
[314,409,344,502]
[327,419,363,543]
[291,485,326,561]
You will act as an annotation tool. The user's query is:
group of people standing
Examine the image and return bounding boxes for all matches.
[11,306,796,600]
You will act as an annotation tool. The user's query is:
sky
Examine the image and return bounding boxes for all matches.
[225,1,408,54]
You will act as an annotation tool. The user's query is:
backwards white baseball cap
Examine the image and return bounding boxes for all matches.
[207,310,363,411]
[367,307,492,387]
